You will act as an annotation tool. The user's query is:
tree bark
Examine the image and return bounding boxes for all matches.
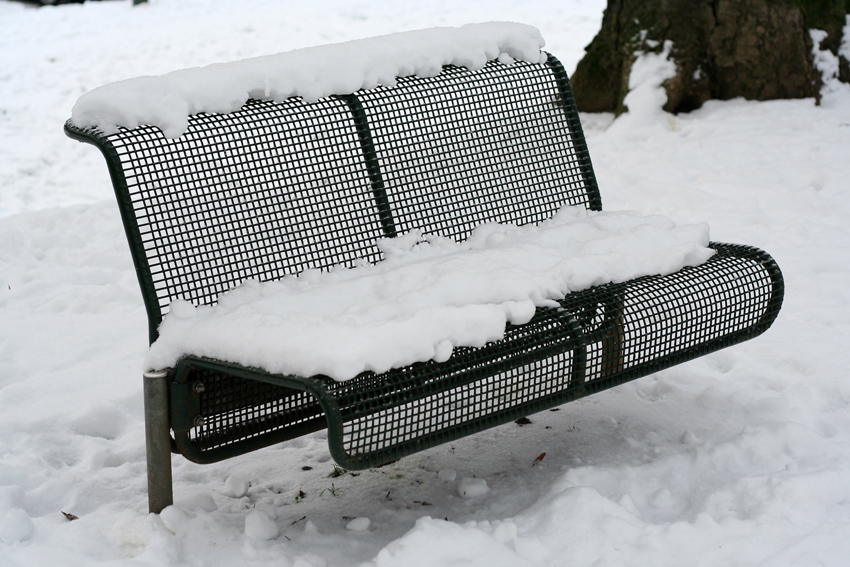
[571,0,848,114]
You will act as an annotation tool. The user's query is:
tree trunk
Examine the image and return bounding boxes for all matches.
[571,0,848,114]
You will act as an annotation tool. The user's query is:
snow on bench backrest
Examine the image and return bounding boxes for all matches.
[71,23,547,138]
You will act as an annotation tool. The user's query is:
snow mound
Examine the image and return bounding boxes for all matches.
[346,517,371,532]
[70,22,546,138]
[145,206,714,381]
[457,478,490,499]
[223,475,250,499]
[244,509,279,541]
[0,509,34,544]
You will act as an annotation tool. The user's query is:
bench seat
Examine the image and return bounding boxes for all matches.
[165,242,781,469]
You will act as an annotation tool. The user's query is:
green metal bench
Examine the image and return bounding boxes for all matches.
[65,53,784,514]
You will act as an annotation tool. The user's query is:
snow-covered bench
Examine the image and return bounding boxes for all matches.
[64,24,784,514]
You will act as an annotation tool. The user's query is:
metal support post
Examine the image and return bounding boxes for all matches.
[601,297,625,377]
[143,369,173,514]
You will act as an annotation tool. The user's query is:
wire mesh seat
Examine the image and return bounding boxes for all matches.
[65,53,783,510]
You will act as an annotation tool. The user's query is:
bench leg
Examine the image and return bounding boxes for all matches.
[143,369,173,514]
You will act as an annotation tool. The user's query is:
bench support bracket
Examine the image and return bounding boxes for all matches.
[144,369,173,514]
[602,298,625,376]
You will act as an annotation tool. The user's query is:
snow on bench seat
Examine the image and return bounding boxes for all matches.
[146,206,714,381]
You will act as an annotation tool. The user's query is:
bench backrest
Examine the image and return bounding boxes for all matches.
[66,54,601,343]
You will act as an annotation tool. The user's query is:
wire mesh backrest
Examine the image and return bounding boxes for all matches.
[101,97,385,328]
[355,56,600,241]
[74,54,600,342]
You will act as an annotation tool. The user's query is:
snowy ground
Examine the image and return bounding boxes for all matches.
[2,1,850,566]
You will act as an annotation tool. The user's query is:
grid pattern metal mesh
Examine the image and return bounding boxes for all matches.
[357,59,598,240]
[175,245,780,467]
[330,305,582,464]
[66,55,782,468]
[331,243,780,465]
[187,368,325,453]
[176,304,584,464]
[104,97,385,325]
[337,356,580,462]
[560,243,781,393]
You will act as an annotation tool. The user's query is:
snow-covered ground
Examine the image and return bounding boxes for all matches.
[1,1,849,565]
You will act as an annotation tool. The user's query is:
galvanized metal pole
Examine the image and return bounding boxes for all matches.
[143,369,173,514]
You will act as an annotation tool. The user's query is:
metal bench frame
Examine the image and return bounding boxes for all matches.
[65,54,784,513]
